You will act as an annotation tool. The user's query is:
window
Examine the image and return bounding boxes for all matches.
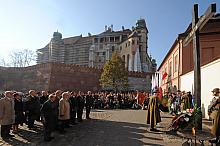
[169,61,172,75]
[112,46,115,52]
[127,54,130,69]
[115,36,120,42]
[122,55,125,63]
[103,52,105,55]
[100,38,104,43]
[94,38,98,43]
[110,37,114,42]
[174,55,178,72]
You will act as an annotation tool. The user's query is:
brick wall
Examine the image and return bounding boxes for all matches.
[0,63,153,92]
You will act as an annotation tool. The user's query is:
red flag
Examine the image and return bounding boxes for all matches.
[162,72,167,80]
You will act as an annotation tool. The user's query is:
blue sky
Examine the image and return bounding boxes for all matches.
[0,0,220,65]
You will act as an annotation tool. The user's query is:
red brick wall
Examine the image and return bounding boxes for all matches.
[0,63,153,92]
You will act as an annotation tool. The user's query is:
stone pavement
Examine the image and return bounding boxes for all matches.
[0,110,214,146]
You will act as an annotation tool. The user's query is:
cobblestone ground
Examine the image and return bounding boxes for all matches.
[0,110,213,146]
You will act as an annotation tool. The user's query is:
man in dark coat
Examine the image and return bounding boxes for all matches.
[40,94,57,142]
[76,91,85,122]
[69,92,77,124]
[146,88,161,131]
[40,91,48,105]
[25,90,41,129]
[85,91,93,119]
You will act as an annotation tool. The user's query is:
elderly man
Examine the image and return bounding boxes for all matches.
[41,94,57,142]
[25,90,41,129]
[0,91,15,139]
[58,92,71,133]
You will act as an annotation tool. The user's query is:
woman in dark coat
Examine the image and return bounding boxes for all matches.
[12,93,25,133]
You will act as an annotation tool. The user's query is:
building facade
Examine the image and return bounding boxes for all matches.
[158,14,220,119]
[37,19,156,73]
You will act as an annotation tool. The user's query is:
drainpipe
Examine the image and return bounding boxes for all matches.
[178,39,181,90]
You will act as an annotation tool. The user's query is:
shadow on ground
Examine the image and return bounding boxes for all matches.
[0,118,167,146]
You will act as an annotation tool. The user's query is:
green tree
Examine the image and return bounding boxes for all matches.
[100,52,128,91]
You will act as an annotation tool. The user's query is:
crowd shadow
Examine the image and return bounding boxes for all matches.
[0,111,192,146]
[0,124,44,146]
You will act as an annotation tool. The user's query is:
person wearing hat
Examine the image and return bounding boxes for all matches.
[146,88,161,131]
[208,88,220,144]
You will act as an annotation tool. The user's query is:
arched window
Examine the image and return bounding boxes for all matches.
[127,54,130,69]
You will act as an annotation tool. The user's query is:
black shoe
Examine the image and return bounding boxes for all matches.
[44,138,52,142]
[209,138,218,143]
[7,134,15,137]
[86,117,91,120]
[150,128,160,132]
[49,137,55,140]
[59,130,66,134]
[1,136,9,140]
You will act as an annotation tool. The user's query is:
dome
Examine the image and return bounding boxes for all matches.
[53,31,62,39]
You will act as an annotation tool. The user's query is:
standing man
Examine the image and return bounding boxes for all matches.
[25,90,41,129]
[208,88,220,144]
[40,94,57,142]
[0,91,15,139]
[85,91,93,119]
[76,91,85,122]
[69,92,77,125]
[58,92,71,133]
[146,88,161,131]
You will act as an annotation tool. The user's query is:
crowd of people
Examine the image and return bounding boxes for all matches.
[146,87,219,144]
[0,90,148,142]
[0,88,219,143]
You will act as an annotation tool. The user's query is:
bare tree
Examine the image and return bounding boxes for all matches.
[0,58,6,67]
[10,49,36,67]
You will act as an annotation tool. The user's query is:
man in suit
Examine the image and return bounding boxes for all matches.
[25,90,41,129]
[40,94,57,142]
[0,91,15,139]
[85,91,93,119]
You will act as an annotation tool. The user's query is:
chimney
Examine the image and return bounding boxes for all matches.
[111,24,113,31]
[105,25,107,31]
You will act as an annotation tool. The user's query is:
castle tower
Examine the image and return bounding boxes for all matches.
[49,31,65,63]
[135,19,149,72]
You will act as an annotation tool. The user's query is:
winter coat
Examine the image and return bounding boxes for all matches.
[59,98,70,120]
[0,97,15,125]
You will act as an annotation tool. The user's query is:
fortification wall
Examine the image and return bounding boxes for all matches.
[0,63,153,92]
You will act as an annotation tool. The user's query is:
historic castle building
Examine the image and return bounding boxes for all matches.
[37,19,156,73]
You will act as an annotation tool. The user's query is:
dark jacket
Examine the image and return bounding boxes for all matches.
[14,98,25,124]
[40,100,57,129]
[25,96,41,119]
[85,95,93,107]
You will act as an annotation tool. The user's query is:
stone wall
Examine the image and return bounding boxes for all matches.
[0,63,153,92]
[0,64,51,92]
